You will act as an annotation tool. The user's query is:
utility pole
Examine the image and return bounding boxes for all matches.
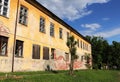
[12,0,20,72]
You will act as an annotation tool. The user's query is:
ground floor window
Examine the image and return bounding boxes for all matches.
[43,47,49,60]
[65,52,69,61]
[0,36,8,56]
[15,40,23,57]
[81,55,84,62]
[51,48,55,59]
[32,44,40,59]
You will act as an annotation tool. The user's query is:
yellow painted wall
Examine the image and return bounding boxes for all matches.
[0,0,91,72]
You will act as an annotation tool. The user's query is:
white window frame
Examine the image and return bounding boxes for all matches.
[0,0,10,17]
[40,16,45,33]
[50,22,54,37]
[19,5,28,25]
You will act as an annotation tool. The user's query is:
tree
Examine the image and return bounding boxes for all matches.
[66,35,78,75]
[111,41,120,69]
[85,53,92,69]
[86,36,120,70]
[85,36,108,69]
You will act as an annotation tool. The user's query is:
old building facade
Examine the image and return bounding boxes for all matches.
[0,0,91,72]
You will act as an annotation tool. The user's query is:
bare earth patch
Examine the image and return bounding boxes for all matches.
[0,75,23,80]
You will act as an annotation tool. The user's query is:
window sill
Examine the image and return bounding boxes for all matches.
[32,58,40,60]
[19,22,28,27]
[0,15,9,19]
[50,36,55,38]
[15,56,24,58]
[40,31,46,34]
[0,55,8,57]
[60,38,63,40]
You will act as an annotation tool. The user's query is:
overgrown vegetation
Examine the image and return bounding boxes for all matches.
[86,36,120,70]
[0,70,119,82]
[85,53,92,69]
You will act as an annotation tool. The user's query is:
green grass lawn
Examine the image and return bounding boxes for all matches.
[0,70,120,82]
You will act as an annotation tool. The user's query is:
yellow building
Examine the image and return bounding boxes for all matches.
[0,0,91,72]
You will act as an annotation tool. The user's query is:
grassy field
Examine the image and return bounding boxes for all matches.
[0,70,120,82]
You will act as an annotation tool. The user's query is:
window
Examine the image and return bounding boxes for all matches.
[32,44,40,59]
[50,22,54,37]
[15,40,23,57]
[80,41,82,49]
[19,5,28,25]
[83,42,85,50]
[43,47,49,60]
[0,0,9,17]
[67,32,70,39]
[51,48,55,59]
[40,17,45,33]
[0,36,8,56]
[65,53,69,61]
[77,39,79,47]
[59,28,63,39]
[81,56,84,62]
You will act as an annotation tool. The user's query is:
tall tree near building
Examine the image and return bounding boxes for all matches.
[66,35,78,75]
[86,36,108,69]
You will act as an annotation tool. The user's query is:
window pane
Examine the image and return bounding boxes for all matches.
[43,47,49,60]
[3,11,7,16]
[0,5,1,13]
[3,7,7,12]
[4,2,8,6]
[0,0,2,4]
[5,0,9,2]
[0,36,8,56]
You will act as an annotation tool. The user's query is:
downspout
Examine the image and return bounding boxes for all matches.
[12,0,20,72]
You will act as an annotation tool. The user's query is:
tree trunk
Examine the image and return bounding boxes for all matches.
[69,57,74,75]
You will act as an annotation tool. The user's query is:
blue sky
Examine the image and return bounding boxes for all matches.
[37,0,120,44]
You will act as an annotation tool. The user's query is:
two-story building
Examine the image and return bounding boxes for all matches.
[0,0,92,72]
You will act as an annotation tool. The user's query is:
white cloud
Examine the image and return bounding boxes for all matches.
[102,18,110,21]
[80,27,120,38]
[94,28,120,38]
[81,23,101,30]
[37,0,110,21]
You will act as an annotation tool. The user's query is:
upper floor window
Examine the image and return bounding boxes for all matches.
[40,17,45,33]
[80,40,82,49]
[19,5,28,25]
[50,22,54,37]
[59,28,63,39]
[0,0,9,17]
[0,36,8,56]
[15,40,23,57]
[77,39,79,47]
[67,32,70,39]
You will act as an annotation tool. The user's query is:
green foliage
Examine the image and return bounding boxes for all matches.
[66,35,78,75]
[86,35,120,70]
[85,54,92,69]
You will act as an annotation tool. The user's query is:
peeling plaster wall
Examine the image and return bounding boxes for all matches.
[0,0,91,72]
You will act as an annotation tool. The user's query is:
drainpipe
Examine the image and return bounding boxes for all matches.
[12,0,20,72]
